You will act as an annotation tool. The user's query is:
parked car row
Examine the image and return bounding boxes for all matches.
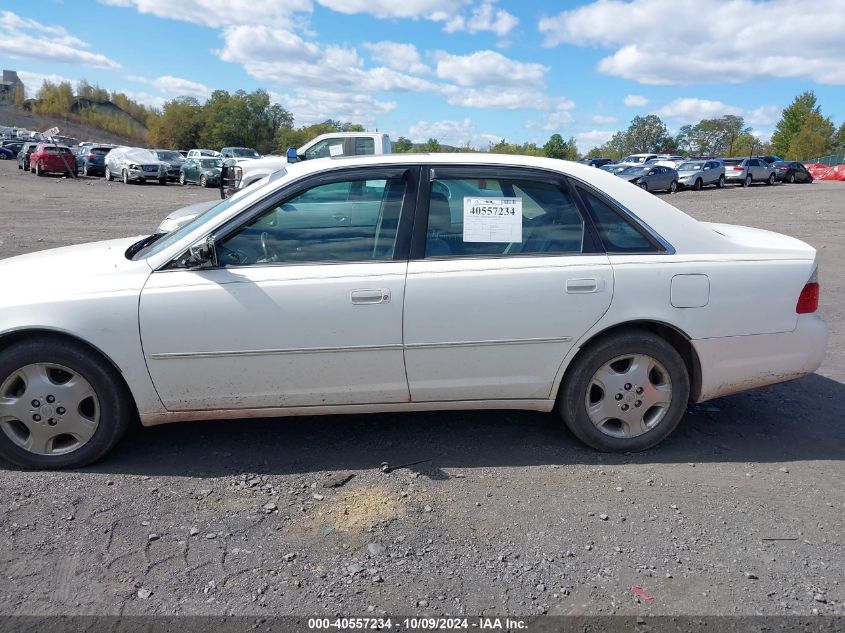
[590,154,814,194]
[11,142,255,188]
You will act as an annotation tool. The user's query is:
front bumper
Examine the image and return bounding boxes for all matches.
[128,168,164,181]
[692,314,828,402]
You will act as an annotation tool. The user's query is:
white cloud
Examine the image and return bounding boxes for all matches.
[364,42,428,75]
[575,130,616,153]
[591,114,618,124]
[316,0,462,19]
[120,90,167,108]
[274,89,396,126]
[0,10,120,69]
[130,75,212,99]
[408,118,498,147]
[656,98,743,123]
[443,1,518,37]
[655,97,780,126]
[435,50,547,87]
[100,0,311,28]
[623,94,649,107]
[539,0,845,85]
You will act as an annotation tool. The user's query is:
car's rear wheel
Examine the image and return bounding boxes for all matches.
[105,167,113,181]
[717,175,725,188]
[0,338,133,469]
[693,178,702,191]
[638,182,648,191]
[84,164,92,177]
[788,173,795,184]
[767,173,776,185]
[35,162,43,177]
[743,174,752,187]
[200,174,208,188]
[558,330,690,452]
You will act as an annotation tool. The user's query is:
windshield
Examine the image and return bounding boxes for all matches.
[621,155,649,164]
[233,148,259,157]
[156,150,182,161]
[678,162,703,171]
[132,166,288,260]
[200,159,222,168]
[621,166,649,175]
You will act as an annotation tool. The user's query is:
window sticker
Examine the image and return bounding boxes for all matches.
[463,197,522,243]
[329,144,343,157]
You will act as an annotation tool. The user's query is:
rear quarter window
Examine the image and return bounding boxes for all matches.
[576,187,663,254]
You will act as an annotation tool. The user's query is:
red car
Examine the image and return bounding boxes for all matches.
[30,144,75,177]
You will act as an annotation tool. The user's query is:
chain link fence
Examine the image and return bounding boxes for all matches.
[804,153,845,165]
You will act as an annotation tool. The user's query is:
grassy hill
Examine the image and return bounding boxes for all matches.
[0,102,144,146]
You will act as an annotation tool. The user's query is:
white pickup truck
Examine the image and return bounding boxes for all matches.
[225,132,392,191]
[158,132,392,232]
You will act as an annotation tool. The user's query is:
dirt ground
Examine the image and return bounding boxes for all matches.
[0,159,842,617]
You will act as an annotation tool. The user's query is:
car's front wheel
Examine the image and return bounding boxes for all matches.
[179,172,186,185]
[558,330,690,452]
[638,182,648,191]
[200,174,208,188]
[788,174,795,184]
[693,178,702,191]
[105,167,113,181]
[767,173,776,185]
[0,338,133,469]
[122,170,129,185]
[668,180,678,193]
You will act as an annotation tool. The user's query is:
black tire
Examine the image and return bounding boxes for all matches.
[638,182,648,191]
[788,173,795,184]
[84,164,92,177]
[558,330,690,452]
[159,178,167,186]
[200,174,208,188]
[105,167,113,182]
[693,178,702,191]
[808,176,813,184]
[179,172,186,185]
[35,162,43,177]
[767,173,776,185]
[123,169,129,185]
[0,337,134,469]
[668,180,677,194]
[717,175,725,188]
[743,174,752,187]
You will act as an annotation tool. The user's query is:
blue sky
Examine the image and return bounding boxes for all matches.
[2,0,843,151]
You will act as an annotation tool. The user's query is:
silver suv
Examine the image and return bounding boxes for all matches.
[723,157,776,187]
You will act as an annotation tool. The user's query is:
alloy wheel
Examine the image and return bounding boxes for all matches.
[0,363,100,456]
[585,353,672,439]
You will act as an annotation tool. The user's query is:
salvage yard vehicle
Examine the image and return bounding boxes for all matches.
[180,157,222,187]
[617,164,679,193]
[0,154,827,468]
[187,149,221,159]
[221,147,260,160]
[772,161,814,184]
[723,157,776,187]
[29,144,75,177]
[17,142,38,171]
[151,149,185,181]
[104,147,168,185]
[676,160,725,190]
[75,145,116,176]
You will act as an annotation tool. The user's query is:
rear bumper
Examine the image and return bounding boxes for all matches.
[692,314,828,402]
[725,170,747,182]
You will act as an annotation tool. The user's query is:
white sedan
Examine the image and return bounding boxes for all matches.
[0,154,828,468]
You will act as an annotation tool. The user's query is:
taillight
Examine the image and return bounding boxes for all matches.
[796,268,819,314]
[732,165,743,170]
[87,154,96,160]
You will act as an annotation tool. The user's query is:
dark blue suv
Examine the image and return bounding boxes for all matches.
[75,145,116,176]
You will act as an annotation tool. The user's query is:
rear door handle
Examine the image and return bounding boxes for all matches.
[566,278,601,293]
[351,289,391,304]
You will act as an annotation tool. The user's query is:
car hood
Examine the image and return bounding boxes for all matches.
[677,170,702,177]
[157,199,220,233]
[0,237,152,308]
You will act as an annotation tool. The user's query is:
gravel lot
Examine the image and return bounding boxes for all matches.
[0,159,843,617]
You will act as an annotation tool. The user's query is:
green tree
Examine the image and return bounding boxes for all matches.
[542,133,568,159]
[148,97,203,149]
[589,131,626,160]
[676,116,751,156]
[421,137,441,152]
[771,91,820,157]
[832,122,845,153]
[787,111,835,160]
[624,115,670,153]
[393,136,413,153]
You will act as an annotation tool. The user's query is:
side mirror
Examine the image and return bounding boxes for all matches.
[286,147,299,163]
[186,235,218,269]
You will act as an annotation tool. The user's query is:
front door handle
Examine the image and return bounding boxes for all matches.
[351,289,391,305]
[566,278,602,293]
[333,213,349,222]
